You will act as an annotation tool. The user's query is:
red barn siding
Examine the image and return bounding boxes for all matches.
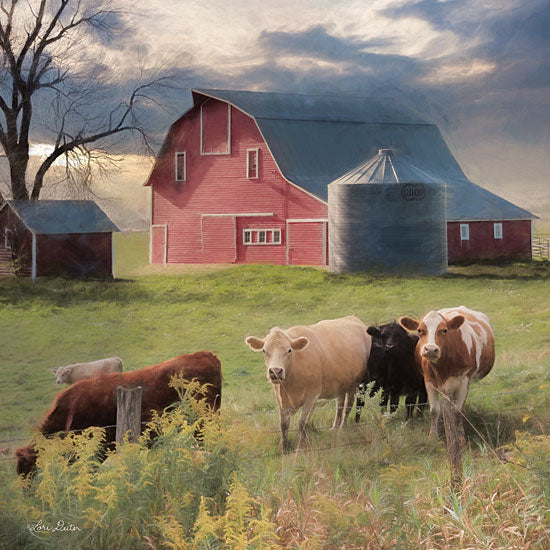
[149,97,327,265]
[201,100,230,154]
[36,233,112,277]
[287,221,327,265]
[447,220,532,262]
[202,216,236,262]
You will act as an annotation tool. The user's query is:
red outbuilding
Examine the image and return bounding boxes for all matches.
[146,89,536,267]
[0,200,119,278]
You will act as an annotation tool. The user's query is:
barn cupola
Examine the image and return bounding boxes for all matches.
[331,148,442,185]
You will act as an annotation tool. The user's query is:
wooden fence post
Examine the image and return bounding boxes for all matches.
[441,397,463,489]
[116,386,142,448]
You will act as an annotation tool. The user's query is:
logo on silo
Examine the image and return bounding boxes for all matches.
[401,184,425,201]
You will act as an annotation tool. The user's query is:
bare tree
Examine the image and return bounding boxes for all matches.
[0,0,169,201]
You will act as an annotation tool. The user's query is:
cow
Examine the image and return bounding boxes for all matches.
[16,351,222,477]
[245,316,371,451]
[399,306,495,444]
[355,321,426,422]
[51,356,123,384]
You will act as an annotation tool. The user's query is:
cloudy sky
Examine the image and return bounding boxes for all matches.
[3,0,549,219]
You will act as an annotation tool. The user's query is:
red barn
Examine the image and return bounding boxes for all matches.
[146,89,536,266]
[0,200,119,278]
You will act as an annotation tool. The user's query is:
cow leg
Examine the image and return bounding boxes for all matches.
[453,378,470,448]
[297,396,318,448]
[341,390,354,426]
[332,393,347,429]
[380,387,390,414]
[279,407,292,453]
[405,393,416,419]
[389,391,399,415]
[355,384,365,423]
[425,382,441,438]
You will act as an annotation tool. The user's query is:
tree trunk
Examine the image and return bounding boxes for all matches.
[8,149,30,200]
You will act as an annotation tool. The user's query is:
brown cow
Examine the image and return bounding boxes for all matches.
[16,351,222,477]
[246,316,371,451]
[399,306,495,443]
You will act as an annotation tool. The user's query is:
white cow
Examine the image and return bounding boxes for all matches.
[246,316,371,451]
[52,356,123,384]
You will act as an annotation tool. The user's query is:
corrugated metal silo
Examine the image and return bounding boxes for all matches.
[328,149,447,274]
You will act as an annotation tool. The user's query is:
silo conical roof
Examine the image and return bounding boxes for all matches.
[331,148,442,185]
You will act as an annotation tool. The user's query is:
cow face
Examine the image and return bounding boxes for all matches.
[368,322,416,357]
[400,312,464,363]
[246,329,309,384]
[51,367,67,384]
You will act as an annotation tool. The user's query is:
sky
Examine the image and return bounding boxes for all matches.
[1,0,549,220]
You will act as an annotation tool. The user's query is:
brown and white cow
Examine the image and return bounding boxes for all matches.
[17,351,222,477]
[399,306,495,443]
[246,316,371,451]
[51,356,123,384]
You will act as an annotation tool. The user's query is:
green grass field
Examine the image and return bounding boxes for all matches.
[1,231,549,548]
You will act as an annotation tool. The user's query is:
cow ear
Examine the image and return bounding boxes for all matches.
[367,326,382,338]
[245,336,265,351]
[291,337,309,351]
[399,316,419,331]
[448,315,465,330]
[51,368,58,374]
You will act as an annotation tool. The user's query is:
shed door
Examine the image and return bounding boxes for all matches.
[287,221,327,265]
[151,225,167,264]
[202,216,236,263]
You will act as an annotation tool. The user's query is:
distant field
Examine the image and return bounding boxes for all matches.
[1,232,549,548]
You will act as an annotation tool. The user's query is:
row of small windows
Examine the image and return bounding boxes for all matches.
[460,223,503,241]
[174,149,258,182]
[243,229,281,246]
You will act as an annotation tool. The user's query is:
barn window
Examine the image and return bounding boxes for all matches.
[175,152,186,182]
[247,148,259,179]
[460,224,470,241]
[494,222,503,239]
[243,229,282,245]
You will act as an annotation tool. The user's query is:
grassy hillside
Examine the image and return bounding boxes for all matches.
[0,233,549,548]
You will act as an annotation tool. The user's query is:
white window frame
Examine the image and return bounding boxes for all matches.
[175,151,186,182]
[242,228,282,246]
[460,223,470,241]
[494,222,503,239]
[246,148,259,179]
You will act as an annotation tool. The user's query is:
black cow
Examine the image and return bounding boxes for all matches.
[355,321,427,422]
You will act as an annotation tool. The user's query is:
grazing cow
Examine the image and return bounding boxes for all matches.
[51,356,123,384]
[246,316,371,451]
[399,306,495,443]
[355,322,426,421]
[16,351,222,477]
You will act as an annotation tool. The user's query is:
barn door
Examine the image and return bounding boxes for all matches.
[151,225,167,264]
[202,216,236,263]
[287,221,327,265]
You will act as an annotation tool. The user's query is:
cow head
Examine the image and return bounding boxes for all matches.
[15,445,38,477]
[367,322,417,356]
[399,311,464,363]
[51,367,67,384]
[246,328,309,384]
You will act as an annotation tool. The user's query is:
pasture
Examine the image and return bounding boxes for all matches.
[0,231,549,548]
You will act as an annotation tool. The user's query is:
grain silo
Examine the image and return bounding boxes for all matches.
[328,148,447,274]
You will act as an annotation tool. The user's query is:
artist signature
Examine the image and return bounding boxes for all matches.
[27,519,81,534]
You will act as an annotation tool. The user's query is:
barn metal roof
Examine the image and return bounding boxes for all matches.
[4,200,119,234]
[188,89,536,221]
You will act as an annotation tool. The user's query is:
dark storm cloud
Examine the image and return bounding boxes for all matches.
[258,25,425,83]
[379,0,461,31]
